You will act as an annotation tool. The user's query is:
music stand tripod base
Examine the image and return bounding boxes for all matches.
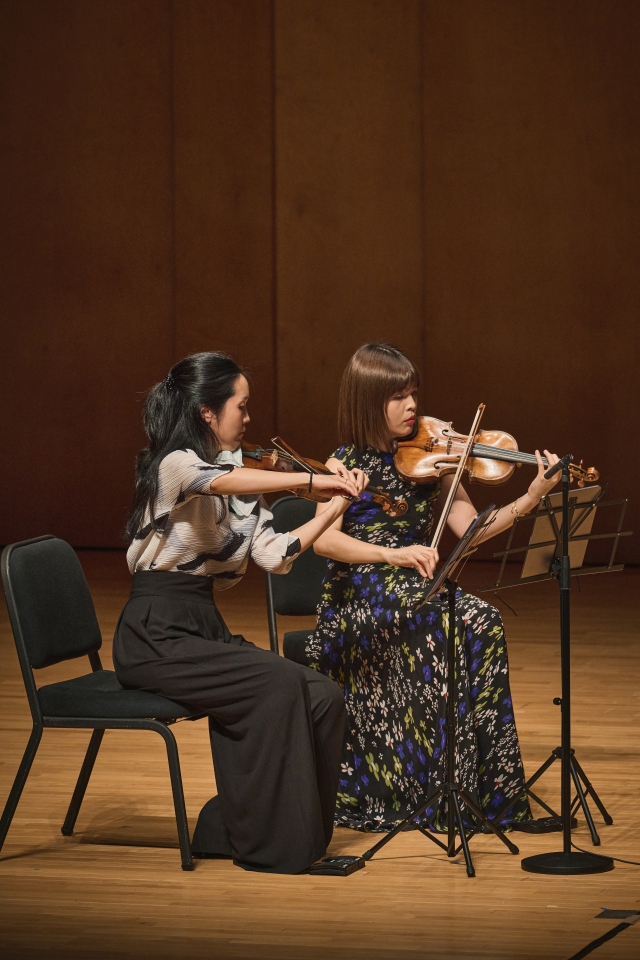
[522,851,613,875]
[520,457,619,878]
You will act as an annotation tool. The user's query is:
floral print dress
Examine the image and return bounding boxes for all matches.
[305,445,531,832]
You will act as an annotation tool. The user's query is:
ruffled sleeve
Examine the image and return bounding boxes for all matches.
[127,450,234,571]
[250,498,301,574]
[161,449,234,506]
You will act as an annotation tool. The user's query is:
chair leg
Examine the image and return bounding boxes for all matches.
[62,729,104,836]
[0,725,43,853]
[156,724,194,871]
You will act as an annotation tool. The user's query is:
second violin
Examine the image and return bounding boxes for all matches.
[241,438,409,518]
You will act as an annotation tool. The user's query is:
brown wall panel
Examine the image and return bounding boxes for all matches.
[275,0,424,459]
[0,0,173,547]
[173,0,276,444]
[1,0,638,563]
[422,0,640,561]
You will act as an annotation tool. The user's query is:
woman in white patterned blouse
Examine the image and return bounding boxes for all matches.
[114,351,367,875]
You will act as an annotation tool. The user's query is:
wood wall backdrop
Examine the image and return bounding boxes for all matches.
[1,0,638,560]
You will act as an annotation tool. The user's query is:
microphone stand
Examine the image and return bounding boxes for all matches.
[521,456,613,875]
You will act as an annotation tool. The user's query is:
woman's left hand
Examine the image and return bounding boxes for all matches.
[527,449,561,503]
[333,463,369,496]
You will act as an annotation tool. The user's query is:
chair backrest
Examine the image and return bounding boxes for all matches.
[268,497,328,616]
[2,536,103,669]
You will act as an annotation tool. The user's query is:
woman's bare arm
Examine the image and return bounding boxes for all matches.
[313,510,390,563]
[292,491,365,554]
[312,458,439,578]
[442,449,561,542]
[311,459,385,562]
[210,461,369,556]
[210,466,358,498]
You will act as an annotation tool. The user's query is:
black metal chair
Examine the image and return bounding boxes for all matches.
[0,535,204,870]
[265,497,327,664]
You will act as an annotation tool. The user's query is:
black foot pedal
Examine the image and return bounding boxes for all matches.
[309,856,366,876]
[511,816,578,833]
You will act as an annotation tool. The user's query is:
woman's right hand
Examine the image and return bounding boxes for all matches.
[385,544,439,579]
[311,469,367,500]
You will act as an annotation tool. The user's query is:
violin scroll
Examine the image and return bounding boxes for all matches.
[369,491,408,517]
[570,461,599,488]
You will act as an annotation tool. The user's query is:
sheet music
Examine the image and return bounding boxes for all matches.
[425,504,496,601]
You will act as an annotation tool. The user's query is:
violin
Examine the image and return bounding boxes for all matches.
[241,440,329,503]
[403,404,600,551]
[241,438,409,518]
[392,414,599,488]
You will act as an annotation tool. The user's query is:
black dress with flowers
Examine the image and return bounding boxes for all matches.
[305,445,531,832]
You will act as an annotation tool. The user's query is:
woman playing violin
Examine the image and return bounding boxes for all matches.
[308,343,561,832]
[114,351,366,874]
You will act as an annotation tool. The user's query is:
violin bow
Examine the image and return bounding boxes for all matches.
[430,403,486,551]
[271,436,331,475]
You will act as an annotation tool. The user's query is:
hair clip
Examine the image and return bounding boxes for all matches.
[164,373,175,391]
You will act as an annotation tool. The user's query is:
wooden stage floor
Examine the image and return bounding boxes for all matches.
[1,553,639,960]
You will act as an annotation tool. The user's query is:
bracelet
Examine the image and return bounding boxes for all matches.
[511,498,527,519]
[308,472,313,492]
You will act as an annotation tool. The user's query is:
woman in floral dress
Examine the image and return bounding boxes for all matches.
[306,343,560,832]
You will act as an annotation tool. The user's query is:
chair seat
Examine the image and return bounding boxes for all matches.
[37,669,201,721]
[283,630,313,666]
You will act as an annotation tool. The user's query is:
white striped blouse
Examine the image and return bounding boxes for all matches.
[127,449,300,588]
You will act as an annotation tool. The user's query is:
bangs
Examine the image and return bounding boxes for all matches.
[378,365,418,399]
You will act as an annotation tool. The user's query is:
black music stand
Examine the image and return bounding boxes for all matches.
[356,505,522,878]
[480,456,631,874]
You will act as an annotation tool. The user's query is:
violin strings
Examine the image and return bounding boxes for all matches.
[260,442,559,480]
[471,443,548,467]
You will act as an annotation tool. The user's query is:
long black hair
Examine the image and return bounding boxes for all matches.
[125,351,246,541]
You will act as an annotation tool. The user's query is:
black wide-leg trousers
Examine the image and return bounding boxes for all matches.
[113,571,346,874]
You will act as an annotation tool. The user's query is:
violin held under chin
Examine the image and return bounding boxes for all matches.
[391,415,599,488]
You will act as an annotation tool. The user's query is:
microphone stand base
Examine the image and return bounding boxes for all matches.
[521,851,613,875]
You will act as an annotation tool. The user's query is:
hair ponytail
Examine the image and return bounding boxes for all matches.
[125,352,246,541]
